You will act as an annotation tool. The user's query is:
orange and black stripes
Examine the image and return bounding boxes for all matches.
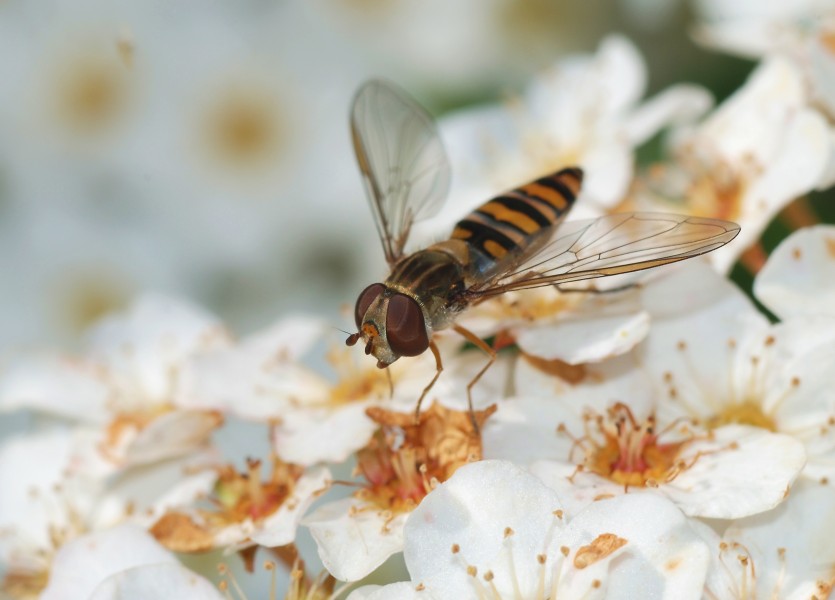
[452,167,583,260]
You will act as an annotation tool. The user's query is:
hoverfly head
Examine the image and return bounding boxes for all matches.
[347,283,428,367]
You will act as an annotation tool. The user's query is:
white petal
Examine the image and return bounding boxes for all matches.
[90,563,224,600]
[0,355,109,423]
[92,453,219,530]
[515,310,649,364]
[660,425,805,519]
[699,57,805,164]
[178,354,330,420]
[711,106,830,273]
[273,402,377,466]
[40,524,178,600]
[625,84,713,146]
[85,293,227,403]
[249,465,331,547]
[304,497,408,582]
[754,225,835,319]
[347,583,426,600]
[0,430,97,566]
[716,479,835,600]
[578,138,633,209]
[403,460,565,599]
[558,494,710,600]
[529,460,631,518]
[114,410,222,467]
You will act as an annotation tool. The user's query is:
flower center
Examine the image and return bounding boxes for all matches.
[50,45,132,134]
[200,83,285,171]
[356,403,496,513]
[150,456,303,552]
[325,346,390,406]
[567,403,692,487]
[708,400,777,432]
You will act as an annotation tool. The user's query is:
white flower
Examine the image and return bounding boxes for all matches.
[698,479,835,599]
[0,294,227,474]
[349,460,711,600]
[0,428,218,597]
[179,316,510,466]
[39,523,222,600]
[484,262,807,519]
[420,34,711,239]
[754,224,835,319]
[304,403,495,582]
[638,263,835,484]
[148,456,331,554]
[636,56,831,272]
[453,282,651,367]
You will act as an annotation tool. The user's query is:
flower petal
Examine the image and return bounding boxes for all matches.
[273,402,377,466]
[514,310,649,364]
[85,293,227,403]
[304,497,408,582]
[660,425,805,519]
[0,355,109,423]
[90,563,224,600]
[403,460,565,599]
[40,524,178,600]
[754,225,835,320]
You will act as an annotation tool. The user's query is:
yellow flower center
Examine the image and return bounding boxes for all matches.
[51,46,132,134]
[565,403,694,488]
[707,400,777,432]
[200,84,285,171]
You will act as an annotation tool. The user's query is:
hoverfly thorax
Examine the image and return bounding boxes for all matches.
[347,283,430,368]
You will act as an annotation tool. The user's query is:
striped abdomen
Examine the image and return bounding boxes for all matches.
[451,167,583,262]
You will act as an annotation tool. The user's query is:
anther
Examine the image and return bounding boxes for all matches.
[451,544,460,554]
[467,565,478,577]
[365,340,373,355]
[503,527,514,538]
[346,333,360,346]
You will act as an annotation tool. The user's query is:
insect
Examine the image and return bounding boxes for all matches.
[345,79,740,427]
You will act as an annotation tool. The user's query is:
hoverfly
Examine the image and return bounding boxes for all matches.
[345,79,739,426]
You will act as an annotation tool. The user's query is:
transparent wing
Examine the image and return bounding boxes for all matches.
[473,213,740,296]
[351,79,451,265]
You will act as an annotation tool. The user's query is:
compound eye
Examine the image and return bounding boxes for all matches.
[386,294,429,357]
[355,283,385,329]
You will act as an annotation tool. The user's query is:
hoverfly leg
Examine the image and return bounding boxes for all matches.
[385,367,394,400]
[414,339,443,425]
[452,324,496,435]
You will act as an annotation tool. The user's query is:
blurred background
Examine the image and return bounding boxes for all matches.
[0,0,781,355]
[3,0,835,595]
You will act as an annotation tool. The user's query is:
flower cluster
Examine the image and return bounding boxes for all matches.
[3,25,835,600]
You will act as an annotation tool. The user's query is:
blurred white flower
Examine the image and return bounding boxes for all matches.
[0,428,218,597]
[178,316,510,467]
[693,0,835,136]
[635,57,831,272]
[754,224,835,319]
[417,34,711,242]
[349,460,711,600]
[698,479,835,599]
[0,294,227,473]
[304,403,495,582]
[149,456,330,554]
[39,523,222,600]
